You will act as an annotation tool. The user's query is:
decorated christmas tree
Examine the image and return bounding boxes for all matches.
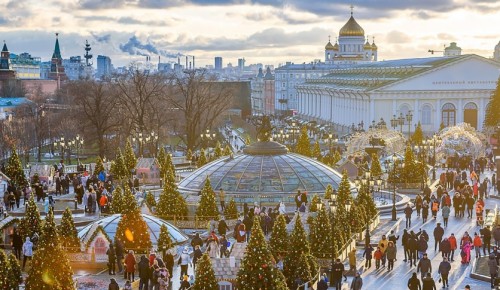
[332,150,342,165]
[156,167,188,219]
[194,253,219,290]
[94,156,105,176]
[145,191,157,209]
[313,140,322,161]
[186,149,193,161]
[5,146,27,187]
[309,194,320,212]
[237,217,288,290]
[412,121,424,145]
[157,147,167,179]
[370,153,383,178]
[58,208,80,251]
[197,148,207,167]
[124,139,137,175]
[157,224,173,256]
[25,208,75,289]
[295,126,311,157]
[310,207,333,259]
[324,184,333,200]
[196,178,219,221]
[355,182,378,221]
[0,250,10,289]
[8,253,22,289]
[121,185,138,214]
[245,135,251,145]
[293,253,312,288]
[336,170,353,206]
[110,149,128,180]
[284,216,317,287]
[402,145,418,183]
[115,200,152,252]
[110,186,124,214]
[214,141,223,158]
[349,203,366,234]
[19,195,42,239]
[485,77,500,128]
[165,152,174,175]
[222,144,232,156]
[269,214,288,259]
[223,197,238,219]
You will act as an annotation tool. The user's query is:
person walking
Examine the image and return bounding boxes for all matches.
[418,235,429,261]
[407,272,422,290]
[408,232,419,267]
[438,257,451,288]
[178,246,191,280]
[449,233,457,262]
[350,271,363,290]
[108,278,120,290]
[106,244,116,275]
[422,272,437,290]
[138,255,150,290]
[440,238,451,260]
[378,235,389,267]
[441,205,450,228]
[192,245,203,270]
[489,253,499,289]
[219,188,226,211]
[362,244,373,268]
[417,253,432,280]
[434,223,445,252]
[493,226,500,247]
[473,232,483,258]
[405,204,413,228]
[330,258,345,290]
[482,225,492,255]
[124,250,136,281]
[217,217,230,236]
[11,229,23,260]
[115,239,124,274]
[386,241,397,271]
[422,201,429,223]
[374,247,383,270]
[415,194,423,218]
[22,237,33,271]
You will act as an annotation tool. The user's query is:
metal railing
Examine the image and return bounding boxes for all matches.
[297,267,322,290]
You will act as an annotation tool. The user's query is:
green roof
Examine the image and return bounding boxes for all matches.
[52,35,61,59]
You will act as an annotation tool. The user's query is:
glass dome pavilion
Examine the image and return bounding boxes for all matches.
[78,214,189,245]
[178,141,345,197]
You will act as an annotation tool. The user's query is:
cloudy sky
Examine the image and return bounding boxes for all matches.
[1,0,499,68]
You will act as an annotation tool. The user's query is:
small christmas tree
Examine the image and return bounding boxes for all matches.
[355,183,378,221]
[5,146,27,187]
[196,178,219,221]
[310,207,332,259]
[157,224,173,256]
[336,170,353,206]
[145,191,157,209]
[402,145,418,183]
[412,121,424,145]
[186,149,193,161]
[295,126,311,157]
[115,205,152,253]
[293,253,312,288]
[58,208,80,251]
[194,253,219,290]
[333,150,342,165]
[121,185,138,215]
[370,153,383,178]
[25,208,75,289]
[124,139,137,175]
[237,217,288,290]
[324,184,333,200]
[269,214,288,259]
[0,250,10,289]
[313,140,322,160]
[284,216,316,287]
[223,197,238,219]
[94,156,105,176]
[165,153,174,175]
[110,187,124,214]
[156,167,188,220]
[19,195,42,240]
[223,144,232,156]
[197,148,207,167]
[110,149,127,180]
[214,141,223,158]
[309,194,320,212]
[157,147,167,179]
[245,135,251,145]
[8,253,22,289]
[485,78,500,128]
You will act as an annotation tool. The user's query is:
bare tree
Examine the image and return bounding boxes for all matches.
[166,70,234,150]
[66,80,120,158]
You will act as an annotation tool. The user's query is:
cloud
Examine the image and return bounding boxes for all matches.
[91,32,112,43]
[138,0,187,8]
[119,35,181,57]
[411,11,432,19]
[117,17,169,26]
[385,31,411,44]
[78,0,128,9]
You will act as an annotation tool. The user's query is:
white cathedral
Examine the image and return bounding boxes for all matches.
[324,9,378,63]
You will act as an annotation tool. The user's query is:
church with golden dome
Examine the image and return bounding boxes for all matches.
[325,8,377,63]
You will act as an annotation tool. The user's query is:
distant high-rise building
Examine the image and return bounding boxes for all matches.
[97,55,112,79]
[48,33,68,82]
[238,58,245,71]
[494,41,500,62]
[10,52,41,79]
[62,56,84,80]
[215,57,223,70]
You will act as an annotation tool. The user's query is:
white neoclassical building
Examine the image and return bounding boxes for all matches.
[296,54,500,133]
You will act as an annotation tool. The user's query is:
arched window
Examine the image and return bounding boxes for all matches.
[464,102,478,129]
[421,105,432,125]
[442,103,456,127]
[399,104,410,117]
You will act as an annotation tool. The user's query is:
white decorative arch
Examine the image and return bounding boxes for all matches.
[463,102,477,110]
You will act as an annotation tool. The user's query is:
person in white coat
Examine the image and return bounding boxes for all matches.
[22,237,34,270]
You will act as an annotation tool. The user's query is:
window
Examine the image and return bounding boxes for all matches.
[219,281,232,290]
[421,105,432,125]
[399,104,410,117]
[441,103,456,127]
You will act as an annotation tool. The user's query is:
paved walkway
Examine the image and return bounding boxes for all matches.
[345,168,498,290]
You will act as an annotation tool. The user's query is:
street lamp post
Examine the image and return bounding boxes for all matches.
[398,113,405,133]
[406,110,413,136]
[73,135,84,164]
[388,153,399,221]
[54,137,66,164]
[329,193,338,263]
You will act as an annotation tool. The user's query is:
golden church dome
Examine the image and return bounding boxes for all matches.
[339,15,365,37]
[325,41,335,50]
[333,42,339,51]
[364,40,372,50]
[371,42,378,51]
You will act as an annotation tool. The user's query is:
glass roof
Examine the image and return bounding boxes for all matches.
[78,214,188,245]
[178,153,343,195]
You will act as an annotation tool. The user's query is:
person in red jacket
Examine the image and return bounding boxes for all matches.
[473,232,483,258]
[448,233,457,262]
[374,247,383,270]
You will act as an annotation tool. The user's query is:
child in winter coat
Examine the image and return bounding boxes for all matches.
[374,247,383,269]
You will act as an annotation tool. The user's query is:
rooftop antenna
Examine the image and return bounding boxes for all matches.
[428,44,445,55]
[84,40,93,66]
[350,4,354,16]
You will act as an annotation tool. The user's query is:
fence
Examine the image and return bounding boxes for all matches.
[158,215,239,230]
[297,267,322,290]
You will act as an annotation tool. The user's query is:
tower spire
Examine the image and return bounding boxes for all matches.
[52,33,61,59]
[2,40,7,52]
[350,4,354,16]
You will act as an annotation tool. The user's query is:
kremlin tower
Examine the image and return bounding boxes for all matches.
[48,33,68,82]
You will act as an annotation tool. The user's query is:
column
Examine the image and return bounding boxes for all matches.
[369,97,375,125]
[414,98,420,125]
[457,98,463,124]
[435,99,441,132]
[479,96,485,131]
